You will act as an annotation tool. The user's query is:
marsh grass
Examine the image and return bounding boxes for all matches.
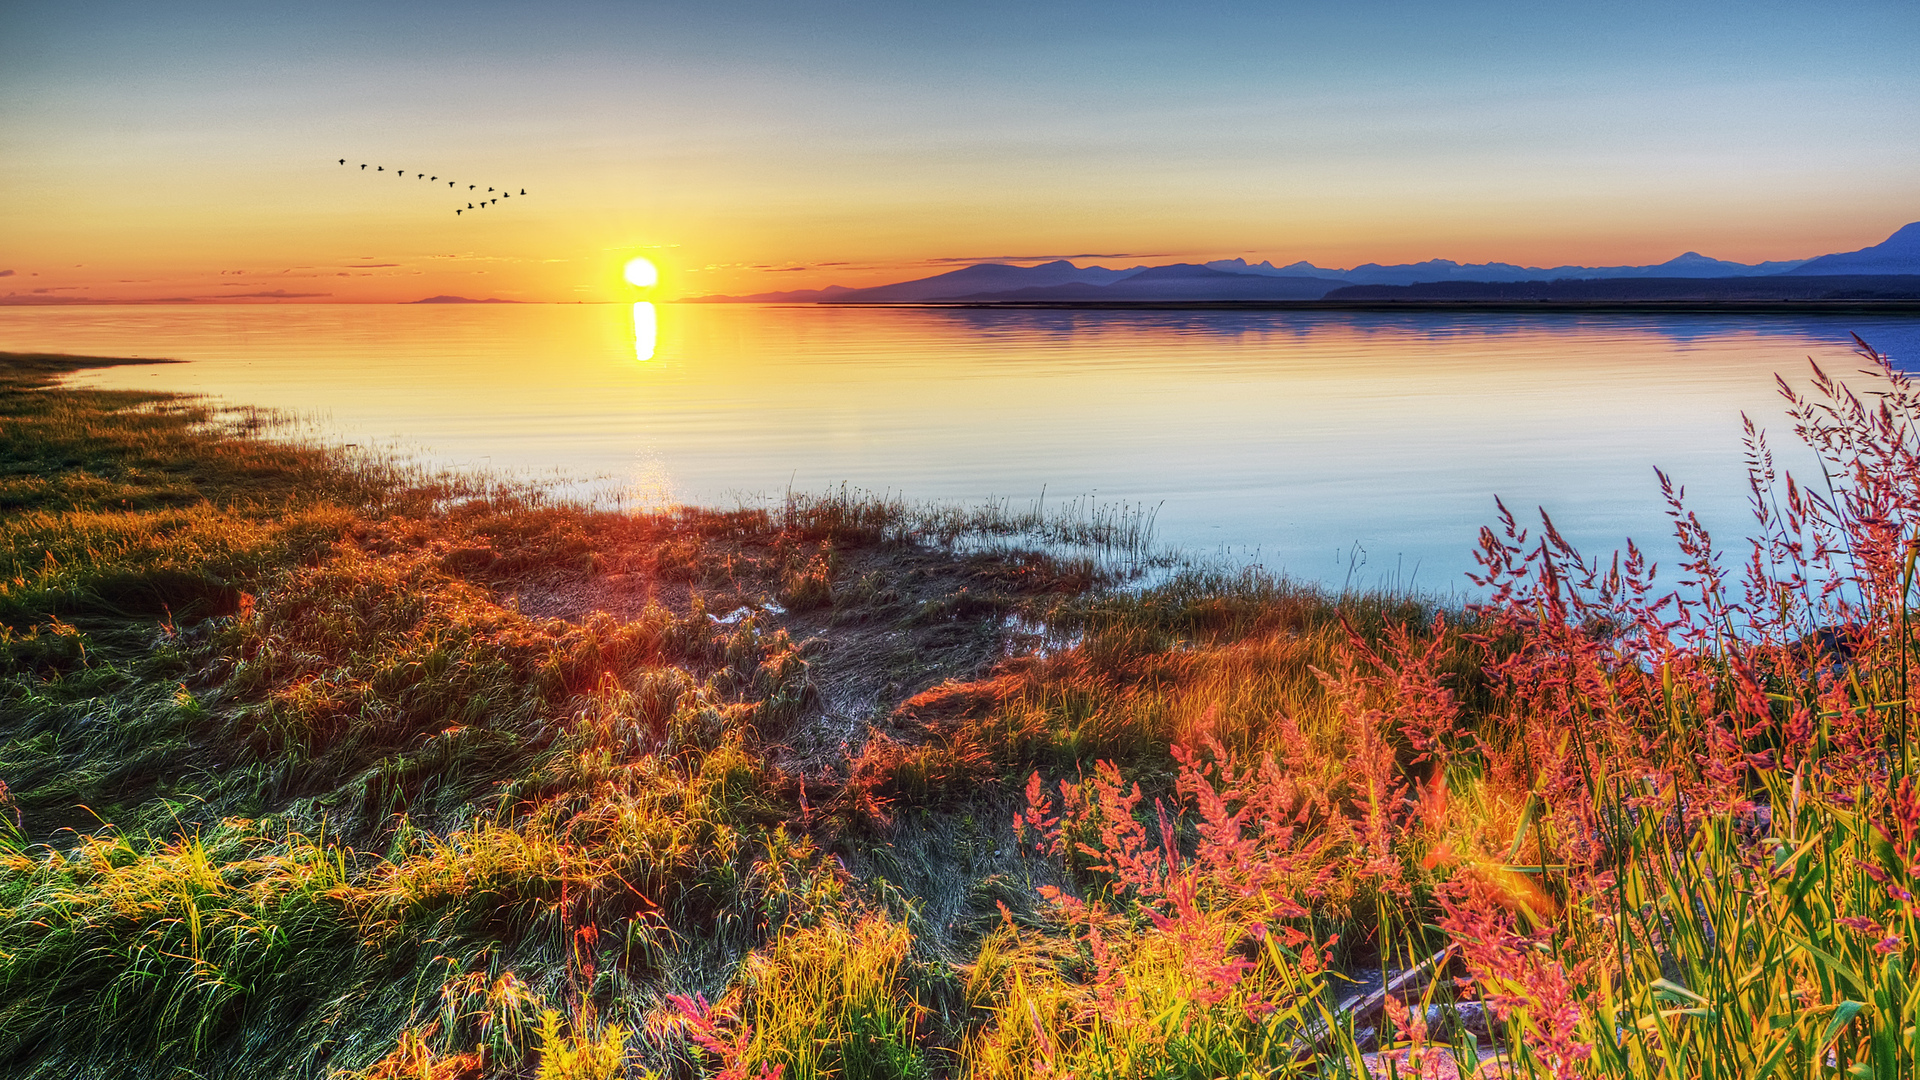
[0,350,1117,1077]
[776,486,1170,583]
[7,344,1920,1080]
[0,818,363,1066]
[930,337,1920,1080]
[0,353,863,1076]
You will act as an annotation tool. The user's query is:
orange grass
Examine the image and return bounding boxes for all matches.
[8,344,1920,1079]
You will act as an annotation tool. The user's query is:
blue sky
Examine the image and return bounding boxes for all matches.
[3,1,1915,299]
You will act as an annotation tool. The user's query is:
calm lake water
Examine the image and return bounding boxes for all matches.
[6,303,1919,593]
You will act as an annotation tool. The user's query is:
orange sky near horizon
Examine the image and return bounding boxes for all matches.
[3,3,1916,305]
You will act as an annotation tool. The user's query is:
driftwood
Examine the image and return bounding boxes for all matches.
[1300,945,1455,1053]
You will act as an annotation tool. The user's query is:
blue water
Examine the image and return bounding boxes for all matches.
[5,303,1917,593]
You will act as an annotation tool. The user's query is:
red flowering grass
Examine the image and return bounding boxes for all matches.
[962,338,1920,1079]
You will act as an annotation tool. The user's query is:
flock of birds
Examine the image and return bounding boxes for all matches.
[340,159,527,217]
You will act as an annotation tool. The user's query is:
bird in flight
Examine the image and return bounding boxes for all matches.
[340,156,527,220]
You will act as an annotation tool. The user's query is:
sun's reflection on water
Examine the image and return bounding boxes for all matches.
[633,301,656,362]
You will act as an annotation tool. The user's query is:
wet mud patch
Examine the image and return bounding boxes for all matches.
[494,520,1090,781]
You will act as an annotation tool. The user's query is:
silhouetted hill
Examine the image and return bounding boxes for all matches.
[941,264,1347,301]
[1789,223,1920,276]
[410,295,520,304]
[1323,275,1920,302]
[682,284,860,303]
[819,260,1140,302]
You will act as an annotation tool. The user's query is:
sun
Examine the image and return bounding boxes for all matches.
[623,256,659,289]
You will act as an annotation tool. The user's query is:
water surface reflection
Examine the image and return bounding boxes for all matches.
[633,302,656,362]
[6,303,1915,592]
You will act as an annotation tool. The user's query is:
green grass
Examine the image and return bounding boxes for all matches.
[6,345,1916,1080]
[0,351,1103,1078]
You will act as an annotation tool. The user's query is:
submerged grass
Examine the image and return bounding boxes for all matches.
[4,343,1920,1080]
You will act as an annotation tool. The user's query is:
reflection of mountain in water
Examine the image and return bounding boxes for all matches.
[905,306,1920,368]
[938,264,1347,302]
[1325,275,1920,302]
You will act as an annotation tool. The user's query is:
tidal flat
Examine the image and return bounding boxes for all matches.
[3,348,1918,1079]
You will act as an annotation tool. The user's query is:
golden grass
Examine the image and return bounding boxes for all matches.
[8,343,1920,1079]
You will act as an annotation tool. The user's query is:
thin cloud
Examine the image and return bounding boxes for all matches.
[201,290,332,299]
[0,294,256,305]
[223,279,335,286]
[0,270,13,277]
[919,252,1173,266]
[0,294,91,305]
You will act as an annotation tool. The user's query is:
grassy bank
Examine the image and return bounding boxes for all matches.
[2,344,1917,1079]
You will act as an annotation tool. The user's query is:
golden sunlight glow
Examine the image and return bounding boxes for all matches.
[632,301,656,362]
[623,257,659,289]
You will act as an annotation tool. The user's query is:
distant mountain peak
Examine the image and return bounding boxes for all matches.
[1790,221,1920,276]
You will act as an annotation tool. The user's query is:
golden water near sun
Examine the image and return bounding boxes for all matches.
[6,303,1916,590]
[633,302,656,362]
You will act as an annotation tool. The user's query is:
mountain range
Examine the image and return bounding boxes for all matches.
[688,221,1920,304]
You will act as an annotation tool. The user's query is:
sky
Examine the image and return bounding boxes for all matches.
[2,1,1916,303]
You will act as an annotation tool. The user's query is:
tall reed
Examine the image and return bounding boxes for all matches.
[959,337,1920,1079]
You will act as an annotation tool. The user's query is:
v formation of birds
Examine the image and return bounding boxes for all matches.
[339,159,527,217]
